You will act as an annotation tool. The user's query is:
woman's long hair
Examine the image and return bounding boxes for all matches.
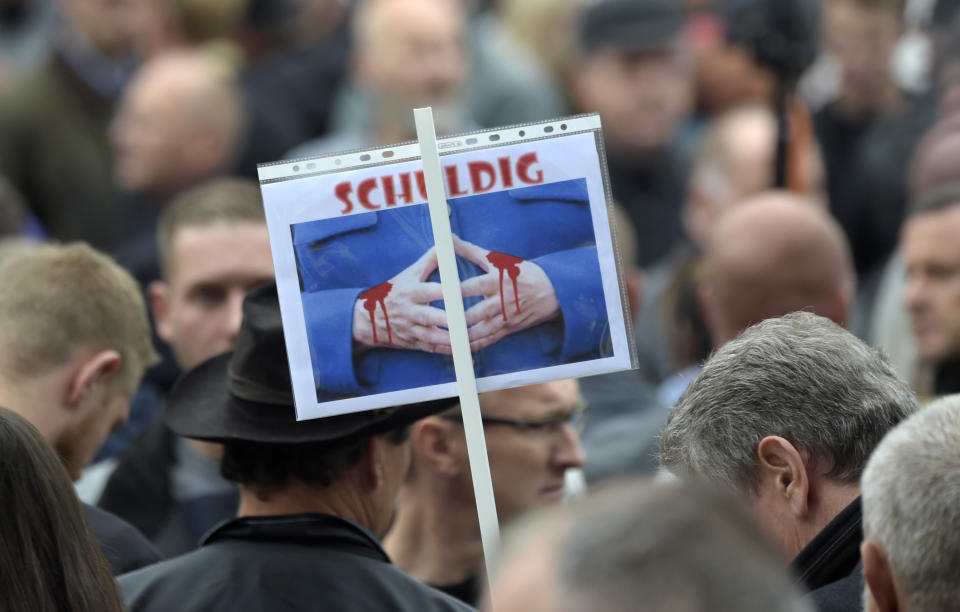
[0,407,124,612]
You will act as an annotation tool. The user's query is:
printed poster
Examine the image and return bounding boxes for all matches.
[258,114,637,420]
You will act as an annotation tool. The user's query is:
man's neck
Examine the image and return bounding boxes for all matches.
[0,371,63,442]
[383,482,483,587]
[371,106,417,146]
[803,478,862,553]
[236,480,377,532]
[790,480,864,591]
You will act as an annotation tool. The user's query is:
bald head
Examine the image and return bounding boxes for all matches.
[111,49,243,198]
[696,106,778,197]
[352,0,467,134]
[703,192,854,346]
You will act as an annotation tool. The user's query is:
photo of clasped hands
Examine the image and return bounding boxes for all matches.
[351,236,560,354]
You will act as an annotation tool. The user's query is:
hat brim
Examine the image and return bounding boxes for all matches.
[165,352,457,443]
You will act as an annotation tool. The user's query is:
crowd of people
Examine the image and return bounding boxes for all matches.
[1,0,960,610]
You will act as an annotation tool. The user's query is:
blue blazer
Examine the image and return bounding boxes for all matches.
[294,178,609,399]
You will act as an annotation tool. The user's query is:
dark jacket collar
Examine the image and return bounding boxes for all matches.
[201,513,389,563]
[790,496,862,591]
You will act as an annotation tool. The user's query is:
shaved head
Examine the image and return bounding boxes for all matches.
[148,51,239,127]
[352,0,467,135]
[694,106,777,199]
[111,49,243,197]
[703,192,854,346]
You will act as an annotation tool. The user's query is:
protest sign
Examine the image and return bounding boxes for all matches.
[258,114,637,421]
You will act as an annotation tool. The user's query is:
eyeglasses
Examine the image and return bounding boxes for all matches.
[444,402,588,436]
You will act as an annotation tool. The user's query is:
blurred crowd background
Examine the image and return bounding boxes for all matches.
[3,0,960,483]
[4,0,960,610]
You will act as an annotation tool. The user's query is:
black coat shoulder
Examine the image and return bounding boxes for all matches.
[82,502,163,575]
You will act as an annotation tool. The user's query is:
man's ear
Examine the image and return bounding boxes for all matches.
[756,436,809,518]
[360,436,385,491]
[412,416,464,478]
[862,540,900,612]
[66,350,122,407]
[149,280,173,343]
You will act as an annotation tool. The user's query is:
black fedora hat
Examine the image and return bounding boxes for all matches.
[165,283,457,443]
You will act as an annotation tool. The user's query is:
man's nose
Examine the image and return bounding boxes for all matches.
[553,424,587,470]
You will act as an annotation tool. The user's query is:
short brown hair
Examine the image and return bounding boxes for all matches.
[157,177,266,278]
[0,243,159,392]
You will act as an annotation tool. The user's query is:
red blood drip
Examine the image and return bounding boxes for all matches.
[359,282,393,346]
[485,251,524,321]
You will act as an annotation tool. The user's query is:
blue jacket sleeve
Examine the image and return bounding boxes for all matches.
[301,288,365,395]
[532,245,607,360]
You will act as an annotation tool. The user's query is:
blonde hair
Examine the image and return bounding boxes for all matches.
[0,243,159,393]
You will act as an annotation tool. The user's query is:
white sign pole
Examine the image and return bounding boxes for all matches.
[414,107,501,575]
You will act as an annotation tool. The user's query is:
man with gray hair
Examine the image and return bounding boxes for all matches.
[860,395,960,612]
[660,311,918,611]
[486,479,814,612]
